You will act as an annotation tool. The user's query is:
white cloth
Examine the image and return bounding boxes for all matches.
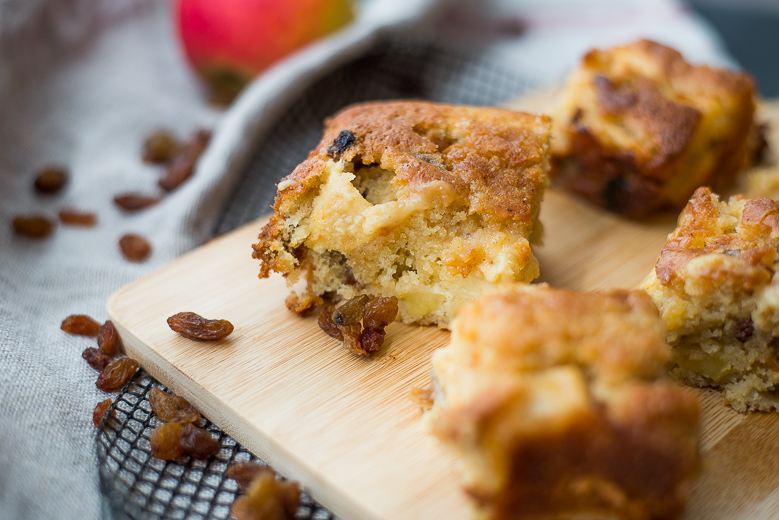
[0,0,733,518]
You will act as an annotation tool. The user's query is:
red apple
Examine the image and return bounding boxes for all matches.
[175,0,355,103]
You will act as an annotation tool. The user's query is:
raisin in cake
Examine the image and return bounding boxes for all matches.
[253,101,551,326]
[428,285,700,520]
[641,186,779,412]
[551,39,757,218]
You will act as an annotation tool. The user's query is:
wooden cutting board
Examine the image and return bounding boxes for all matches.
[108,99,779,520]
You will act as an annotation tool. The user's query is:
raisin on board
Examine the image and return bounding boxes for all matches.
[227,461,269,494]
[158,129,211,192]
[82,347,110,371]
[318,306,342,340]
[362,296,398,330]
[317,295,398,357]
[360,327,385,356]
[58,208,97,227]
[61,314,101,337]
[13,215,54,238]
[142,129,181,164]
[33,166,68,193]
[340,324,364,356]
[97,320,123,357]
[333,295,368,326]
[96,357,139,392]
[93,398,113,426]
[114,194,161,212]
[148,387,201,425]
[180,423,220,460]
[150,422,186,460]
[119,233,152,262]
[167,312,234,341]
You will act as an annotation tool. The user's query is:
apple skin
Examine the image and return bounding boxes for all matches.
[176,0,355,102]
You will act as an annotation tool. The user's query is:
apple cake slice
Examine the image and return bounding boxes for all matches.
[550,39,757,218]
[428,284,700,520]
[252,101,551,326]
[641,186,779,412]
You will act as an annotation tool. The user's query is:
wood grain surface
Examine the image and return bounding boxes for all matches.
[108,98,779,520]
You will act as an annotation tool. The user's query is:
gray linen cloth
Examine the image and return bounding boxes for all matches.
[0,0,733,518]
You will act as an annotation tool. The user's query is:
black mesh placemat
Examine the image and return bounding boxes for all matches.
[98,33,537,520]
[97,370,336,520]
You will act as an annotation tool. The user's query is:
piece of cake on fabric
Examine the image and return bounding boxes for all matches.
[641,186,779,412]
[252,101,551,326]
[427,284,700,520]
[550,39,757,218]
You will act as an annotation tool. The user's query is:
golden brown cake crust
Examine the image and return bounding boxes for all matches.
[551,39,756,218]
[253,101,551,326]
[273,101,550,224]
[594,75,701,173]
[654,187,779,287]
[449,286,670,383]
[642,187,779,412]
[436,384,699,520]
[429,285,700,520]
[254,101,551,278]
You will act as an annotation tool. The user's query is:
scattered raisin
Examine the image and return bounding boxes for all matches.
[143,130,182,164]
[362,296,398,330]
[317,295,397,357]
[119,233,152,262]
[61,314,101,337]
[227,461,269,493]
[97,320,123,357]
[82,347,110,371]
[96,357,139,392]
[93,398,113,426]
[333,295,369,326]
[12,215,54,238]
[360,328,385,356]
[150,422,186,460]
[33,166,68,193]
[167,312,234,341]
[58,208,97,227]
[326,130,356,160]
[318,306,342,340]
[230,497,253,520]
[114,194,161,212]
[231,470,300,520]
[340,324,363,356]
[180,423,220,460]
[158,129,211,192]
[149,388,201,425]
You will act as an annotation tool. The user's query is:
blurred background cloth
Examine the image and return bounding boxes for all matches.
[0,0,774,519]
